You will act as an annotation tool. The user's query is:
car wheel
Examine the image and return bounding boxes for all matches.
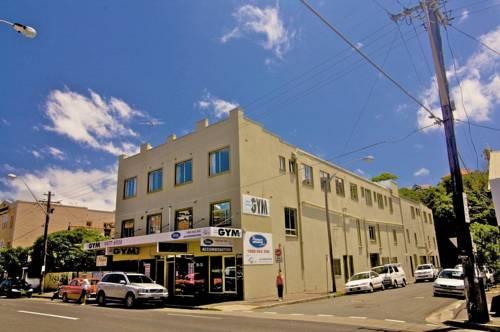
[124,293,135,309]
[26,292,32,298]
[62,293,68,303]
[381,284,385,291]
[402,279,407,287]
[97,291,106,306]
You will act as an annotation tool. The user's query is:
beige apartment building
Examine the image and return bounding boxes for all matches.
[0,200,115,248]
[84,108,439,301]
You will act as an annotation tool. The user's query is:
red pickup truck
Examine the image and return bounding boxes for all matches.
[59,278,99,303]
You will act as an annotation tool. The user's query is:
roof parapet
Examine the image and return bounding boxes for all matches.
[166,134,177,143]
[140,143,152,153]
[196,118,209,131]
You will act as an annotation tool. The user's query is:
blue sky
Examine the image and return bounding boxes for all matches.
[1,0,499,211]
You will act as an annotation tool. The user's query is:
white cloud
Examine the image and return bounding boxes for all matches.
[355,42,364,49]
[417,26,500,131]
[1,166,117,211]
[221,4,294,59]
[197,91,238,119]
[355,168,365,175]
[44,88,143,156]
[414,168,430,177]
[1,118,11,126]
[31,150,42,159]
[47,146,65,160]
[458,9,469,24]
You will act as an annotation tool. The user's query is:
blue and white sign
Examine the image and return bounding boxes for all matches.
[243,232,273,265]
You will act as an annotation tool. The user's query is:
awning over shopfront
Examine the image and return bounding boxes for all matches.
[83,227,242,251]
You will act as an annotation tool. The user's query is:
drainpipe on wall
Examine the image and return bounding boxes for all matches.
[291,153,305,284]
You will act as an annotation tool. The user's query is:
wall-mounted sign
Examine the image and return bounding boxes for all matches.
[242,195,271,217]
[105,247,140,255]
[157,242,188,253]
[243,232,273,265]
[96,255,108,267]
[200,237,233,252]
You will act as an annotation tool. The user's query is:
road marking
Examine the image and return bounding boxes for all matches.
[263,312,277,314]
[349,316,367,319]
[289,313,304,316]
[317,314,333,317]
[384,319,406,323]
[242,310,254,313]
[17,310,79,320]
[414,296,425,299]
[166,313,221,320]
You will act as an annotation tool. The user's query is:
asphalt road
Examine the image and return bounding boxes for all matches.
[259,281,458,324]
[0,297,389,332]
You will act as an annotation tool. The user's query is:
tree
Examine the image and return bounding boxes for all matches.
[0,247,29,278]
[371,172,398,182]
[30,228,106,275]
[471,223,499,271]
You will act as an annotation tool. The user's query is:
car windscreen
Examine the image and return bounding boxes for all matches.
[127,275,154,284]
[439,270,463,279]
[349,273,370,281]
[372,266,388,274]
[417,265,431,270]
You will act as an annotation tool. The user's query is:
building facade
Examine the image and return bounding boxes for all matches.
[85,109,439,301]
[0,200,115,248]
[489,150,500,226]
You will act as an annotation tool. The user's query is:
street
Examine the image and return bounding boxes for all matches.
[0,282,460,332]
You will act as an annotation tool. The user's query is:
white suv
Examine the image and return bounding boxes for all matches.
[415,264,438,282]
[372,264,407,288]
[96,272,168,308]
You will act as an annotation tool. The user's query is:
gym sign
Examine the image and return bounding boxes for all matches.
[105,247,140,255]
[242,194,270,217]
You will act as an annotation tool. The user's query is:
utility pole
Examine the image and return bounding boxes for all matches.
[391,0,489,323]
[322,176,337,293]
[40,191,53,294]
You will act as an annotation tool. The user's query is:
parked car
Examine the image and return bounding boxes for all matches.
[415,264,439,282]
[433,268,465,298]
[372,263,407,288]
[59,278,99,303]
[345,271,384,294]
[96,272,168,308]
[0,279,33,298]
[454,264,490,290]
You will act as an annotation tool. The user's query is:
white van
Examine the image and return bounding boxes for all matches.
[372,263,407,288]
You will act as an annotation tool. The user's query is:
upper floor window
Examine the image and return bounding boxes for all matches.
[368,225,376,241]
[350,183,358,201]
[406,229,410,243]
[147,169,163,193]
[124,177,137,199]
[335,178,345,197]
[284,207,297,236]
[175,208,193,230]
[365,189,373,206]
[389,198,393,214]
[411,206,416,219]
[121,219,134,238]
[279,156,286,172]
[429,213,433,224]
[356,219,362,246]
[209,147,230,176]
[423,212,428,223]
[414,233,418,245]
[210,201,231,227]
[393,229,398,245]
[176,159,193,185]
[302,164,313,185]
[320,171,331,192]
[147,214,162,234]
[289,159,296,174]
[377,193,384,209]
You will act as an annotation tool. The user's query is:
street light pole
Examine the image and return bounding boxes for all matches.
[0,19,37,38]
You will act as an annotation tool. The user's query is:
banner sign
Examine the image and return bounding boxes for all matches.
[243,232,273,265]
[242,195,271,217]
[200,237,233,252]
[105,247,140,255]
[96,255,107,267]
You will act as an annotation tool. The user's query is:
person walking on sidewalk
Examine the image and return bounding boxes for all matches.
[78,279,90,305]
[276,272,284,301]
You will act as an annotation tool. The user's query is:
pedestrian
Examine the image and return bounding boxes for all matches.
[276,272,284,301]
[78,279,90,305]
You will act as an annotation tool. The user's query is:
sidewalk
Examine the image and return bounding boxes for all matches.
[32,292,55,299]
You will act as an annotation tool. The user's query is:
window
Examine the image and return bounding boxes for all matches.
[360,186,364,197]
[289,159,296,174]
[389,198,393,214]
[175,208,193,230]
[414,233,418,245]
[384,196,388,206]
[104,223,112,237]
[209,147,230,176]
[350,183,358,201]
[356,219,362,246]
[423,212,428,223]
[365,189,373,206]
[121,219,134,238]
[406,229,410,243]
[86,221,92,227]
[284,207,297,236]
[279,156,286,172]
[376,224,381,247]
[175,160,192,185]
[333,258,341,275]
[335,178,345,197]
[147,169,163,193]
[368,225,376,241]
[416,208,421,216]
[123,177,137,199]
[320,171,331,192]
[377,193,384,209]
[410,206,415,219]
[429,213,433,224]
[433,237,437,249]
[302,164,313,185]
[393,229,398,245]
[210,201,231,226]
[373,191,377,201]
[147,214,162,234]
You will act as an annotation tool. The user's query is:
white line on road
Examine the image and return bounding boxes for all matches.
[17,310,79,320]
[263,312,277,314]
[289,313,304,316]
[349,316,367,319]
[166,313,221,320]
[414,296,425,299]
[242,311,254,313]
[384,319,406,323]
[317,314,333,317]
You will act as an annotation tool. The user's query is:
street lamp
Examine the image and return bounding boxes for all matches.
[0,19,37,38]
[7,173,51,294]
[321,156,374,293]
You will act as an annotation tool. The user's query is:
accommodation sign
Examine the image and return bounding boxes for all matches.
[243,232,273,265]
[242,194,270,217]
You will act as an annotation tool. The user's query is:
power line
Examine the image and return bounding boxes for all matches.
[300,0,442,124]
[449,25,500,56]
[455,119,500,132]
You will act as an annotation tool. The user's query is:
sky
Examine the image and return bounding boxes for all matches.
[0,0,499,211]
